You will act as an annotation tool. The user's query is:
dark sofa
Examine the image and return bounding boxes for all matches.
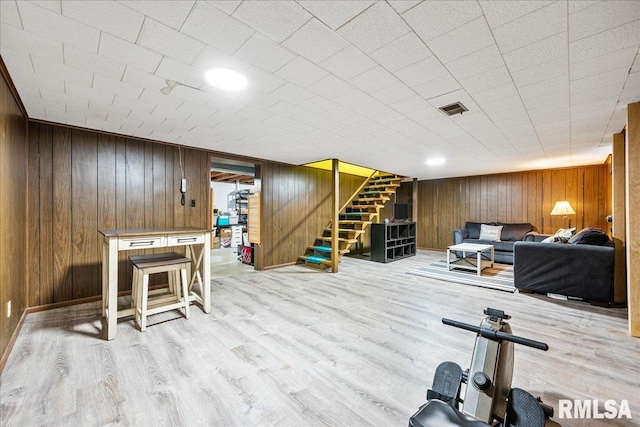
[453,221,539,264]
[513,228,615,305]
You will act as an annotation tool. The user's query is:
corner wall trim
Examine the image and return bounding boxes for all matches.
[0,310,27,374]
[0,55,28,119]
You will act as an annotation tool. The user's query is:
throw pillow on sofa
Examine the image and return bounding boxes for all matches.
[557,227,576,239]
[541,227,576,243]
[479,224,503,241]
[541,235,569,243]
[568,228,614,246]
[465,221,496,239]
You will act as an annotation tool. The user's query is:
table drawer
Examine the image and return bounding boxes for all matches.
[117,236,166,250]
[168,234,205,246]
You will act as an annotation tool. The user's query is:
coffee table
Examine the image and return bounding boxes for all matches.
[447,243,494,276]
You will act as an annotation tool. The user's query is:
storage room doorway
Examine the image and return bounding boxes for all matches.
[209,156,260,277]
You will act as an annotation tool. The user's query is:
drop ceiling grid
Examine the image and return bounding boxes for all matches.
[137,18,206,65]
[0,1,638,179]
[18,1,101,52]
[118,0,196,31]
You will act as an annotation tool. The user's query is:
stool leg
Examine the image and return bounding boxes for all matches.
[134,268,143,327]
[168,271,175,296]
[131,267,138,309]
[172,270,181,306]
[140,271,149,332]
[181,267,190,319]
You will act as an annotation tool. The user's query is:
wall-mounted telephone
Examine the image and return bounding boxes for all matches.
[180,178,186,205]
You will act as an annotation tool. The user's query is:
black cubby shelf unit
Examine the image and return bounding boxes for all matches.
[370,222,417,263]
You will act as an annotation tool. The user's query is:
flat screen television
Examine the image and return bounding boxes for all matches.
[394,203,409,220]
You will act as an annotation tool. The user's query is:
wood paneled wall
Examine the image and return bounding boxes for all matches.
[414,165,610,250]
[626,102,640,336]
[612,135,627,305]
[0,64,27,367]
[258,163,366,268]
[24,123,368,302]
[27,122,210,305]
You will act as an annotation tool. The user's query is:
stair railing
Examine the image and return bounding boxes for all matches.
[338,170,378,215]
[330,170,378,251]
[323,170,378,232]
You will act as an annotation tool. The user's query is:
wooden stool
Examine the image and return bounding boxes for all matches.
[130,252,191,331]
[129,252,184,305]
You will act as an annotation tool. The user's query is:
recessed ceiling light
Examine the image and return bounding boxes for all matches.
[204,68,247,91]
[426,157,445,166]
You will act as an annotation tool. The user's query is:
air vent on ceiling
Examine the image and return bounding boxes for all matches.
[439,102,468,116]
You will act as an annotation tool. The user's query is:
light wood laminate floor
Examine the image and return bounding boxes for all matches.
[1,251,639,426]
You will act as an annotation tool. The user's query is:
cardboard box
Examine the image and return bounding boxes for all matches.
[220,228,232,238]
[213,236,220,249]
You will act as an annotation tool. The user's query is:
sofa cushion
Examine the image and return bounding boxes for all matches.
[568,228,614,246]
[462,239,514,252]
[491,240,515,252]
[465,221,495,239]
[497,222,533,241]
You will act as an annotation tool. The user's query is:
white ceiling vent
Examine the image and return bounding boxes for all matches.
[439,102,468,116]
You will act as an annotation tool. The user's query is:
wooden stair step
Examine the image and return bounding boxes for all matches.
[355,196,390,202]
[324,227,365,232]
[366,183,400,190]
[340,213,376,221]
[340,211,377,221]
[351,202,385,208]
[300,255,331,265]
[323,228,365,236]
[308,245,349,255]
[350,204,383,210]
[297,255,332,269]
[369,177,402,184]
[363,190,394,196]
[351,200,383,205]
[338,220,371,230]
[317,236,358,244]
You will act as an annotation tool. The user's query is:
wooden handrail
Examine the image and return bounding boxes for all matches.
[339,170,378,214]
[324,170,378,230]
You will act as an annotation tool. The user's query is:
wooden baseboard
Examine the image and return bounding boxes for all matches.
[262,262,296,271]
[0,309,27,374]
[25,286,173,314]
[417,246,444,251]
[26,295,103,314]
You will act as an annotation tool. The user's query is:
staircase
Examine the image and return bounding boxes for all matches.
[297,173,403,269]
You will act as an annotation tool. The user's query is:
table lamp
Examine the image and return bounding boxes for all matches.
[550,201,576,228]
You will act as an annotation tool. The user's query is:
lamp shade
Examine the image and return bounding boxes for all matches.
[550,201,576,216]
